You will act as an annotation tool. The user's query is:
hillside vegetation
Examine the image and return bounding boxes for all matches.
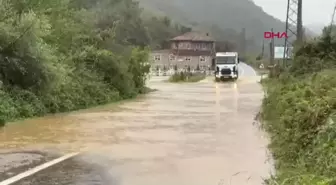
[138,0,287,51]
[0,0,190,124]
[261,26,336,184]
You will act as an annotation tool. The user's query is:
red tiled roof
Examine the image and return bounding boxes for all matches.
[170,31,215,42]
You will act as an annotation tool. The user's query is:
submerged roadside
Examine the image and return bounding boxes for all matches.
[0,85,155,127]
[1,73,273,185]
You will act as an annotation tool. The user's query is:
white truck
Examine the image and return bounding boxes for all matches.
[214,52,240,81]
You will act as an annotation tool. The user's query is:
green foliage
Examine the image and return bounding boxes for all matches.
[215,40,237,52]
[261,27,336,184]
[291,30,336,76]
[243,54,270,75]
[168,72,205,83]
[196,65,200,71]
[143,15,192,49]
[0,0,186,122]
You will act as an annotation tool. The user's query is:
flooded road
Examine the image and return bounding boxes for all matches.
[0,64,272,185]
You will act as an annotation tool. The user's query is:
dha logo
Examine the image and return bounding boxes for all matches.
[264,32,288,39]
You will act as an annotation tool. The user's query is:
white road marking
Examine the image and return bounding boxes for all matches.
[241,63,257,76]
[239,65,245,76]
[0,152,79,185]
[215,82,221,124]
[250,65,257,76]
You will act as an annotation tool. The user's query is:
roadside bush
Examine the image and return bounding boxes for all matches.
[261,28,336,184]
[262,69,336,184]
[168,72,205,82]
[244,54,272,75]
[0,0,189,122]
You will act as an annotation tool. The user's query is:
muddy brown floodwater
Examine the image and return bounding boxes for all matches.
[0,70,272,185]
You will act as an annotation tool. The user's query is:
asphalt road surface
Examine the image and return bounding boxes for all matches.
[0,63,272,185]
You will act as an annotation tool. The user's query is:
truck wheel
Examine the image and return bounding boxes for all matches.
[215,77,220,82]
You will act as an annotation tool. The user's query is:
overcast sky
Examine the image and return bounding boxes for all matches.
[253,0,336,26]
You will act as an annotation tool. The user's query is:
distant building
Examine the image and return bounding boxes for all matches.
[150,31,216,70]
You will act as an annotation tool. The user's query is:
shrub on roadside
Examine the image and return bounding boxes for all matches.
[168,72,205,82]
[262,69,336,185]
[0,0,189,122]
[261,26,336,185]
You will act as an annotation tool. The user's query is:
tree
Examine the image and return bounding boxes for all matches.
[216,41,237,52]
[162,16,171,27]
[174,65,178,71]
[0,0,193,121]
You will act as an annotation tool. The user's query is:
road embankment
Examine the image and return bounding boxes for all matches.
[260,69,336,184]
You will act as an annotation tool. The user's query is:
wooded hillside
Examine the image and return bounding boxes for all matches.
[138,0,287,52]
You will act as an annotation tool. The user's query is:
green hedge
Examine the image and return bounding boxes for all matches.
[168,72,206,82]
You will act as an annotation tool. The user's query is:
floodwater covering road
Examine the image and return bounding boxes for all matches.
[0,63,272,185]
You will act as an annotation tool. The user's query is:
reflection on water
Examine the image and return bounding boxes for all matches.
[0,76,272,185]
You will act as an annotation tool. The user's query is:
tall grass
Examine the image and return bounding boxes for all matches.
[261,28,336,184]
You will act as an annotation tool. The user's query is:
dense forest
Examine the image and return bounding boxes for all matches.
[0,0,191,123]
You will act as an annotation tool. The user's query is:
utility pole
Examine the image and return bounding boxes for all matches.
[261,39,264,58]
[270,28,275,66]
[327,3,336,35]
[330,3,336,26]
[296,0,303,44]
[283,0,302,66]
[240,28,246,59]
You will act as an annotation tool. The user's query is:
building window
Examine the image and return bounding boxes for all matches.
[178,43,184,48]
[185,57,191,61]
[201,43,206,49]
[154,55,160,61]
[200,56,205,62]
[186,43,191,49]
[196,43,201,49]
[169,54,175,61]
